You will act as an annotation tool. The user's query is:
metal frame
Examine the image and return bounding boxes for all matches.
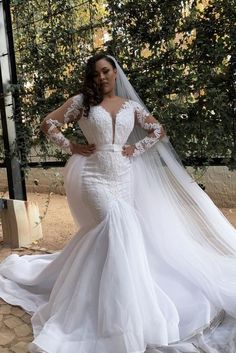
[0,0,27,200]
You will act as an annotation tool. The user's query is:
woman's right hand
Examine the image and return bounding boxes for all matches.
[70,142,96,156]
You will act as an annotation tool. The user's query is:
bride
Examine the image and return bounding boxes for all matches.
[0,52,236,353]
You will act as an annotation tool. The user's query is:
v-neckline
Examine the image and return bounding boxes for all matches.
[98,99,130,121]
[98,99,130,144]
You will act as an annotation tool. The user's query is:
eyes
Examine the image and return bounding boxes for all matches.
[93,68,110,78]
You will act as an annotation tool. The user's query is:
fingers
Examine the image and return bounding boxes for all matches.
[81,144,96,156]
[81,151,92,156]
[122,145,133,157]
[160,126,166,139]
[87,144,96,151]
[86,144,96,153]
[72,144,96,156]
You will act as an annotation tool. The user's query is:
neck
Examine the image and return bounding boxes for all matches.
[103,90,116,99]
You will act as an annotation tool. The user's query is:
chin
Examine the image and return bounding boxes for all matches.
[102,87,112,94]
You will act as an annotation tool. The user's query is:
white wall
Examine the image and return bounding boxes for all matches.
[187,166,236,207]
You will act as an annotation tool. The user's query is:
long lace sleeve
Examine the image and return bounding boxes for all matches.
[132,102,164,157]
[41,94,83,154]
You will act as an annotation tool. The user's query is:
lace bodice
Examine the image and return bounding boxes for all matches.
[79,100,135,146]
[43,94,163,155]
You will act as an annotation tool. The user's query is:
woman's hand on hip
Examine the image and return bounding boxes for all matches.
[70,142,96,156]
[122,145,135,157]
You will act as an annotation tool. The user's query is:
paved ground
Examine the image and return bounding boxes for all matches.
[0,297,32,353]
[0,247,54,353]
[0,193,235,352]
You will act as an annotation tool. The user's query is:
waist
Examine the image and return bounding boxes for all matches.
[96,144,123,152]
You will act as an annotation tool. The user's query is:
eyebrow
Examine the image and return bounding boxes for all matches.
[94,66,110,73]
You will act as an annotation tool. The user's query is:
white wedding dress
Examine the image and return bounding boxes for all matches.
[0,95,236,353]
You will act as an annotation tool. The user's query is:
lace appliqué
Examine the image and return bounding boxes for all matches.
[133,101,163,156]
[46,119,71,153]
[47,119,63,131]
[45,94,83,154]
[64,95,84,123]
[133,122,162,156]
[45,120,71,153]
[79,100,135,146]
[81,151,132,221]
[134,103,150,125]
[47,129,71,154]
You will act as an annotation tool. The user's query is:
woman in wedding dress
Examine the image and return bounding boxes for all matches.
[0,52,236,353]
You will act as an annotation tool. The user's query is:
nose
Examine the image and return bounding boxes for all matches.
[99,72,106,81]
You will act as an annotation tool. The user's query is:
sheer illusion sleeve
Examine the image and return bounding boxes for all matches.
[41,94,83,154]
[132,101,164,157]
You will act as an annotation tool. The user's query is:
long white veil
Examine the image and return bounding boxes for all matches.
[109,55,236,320]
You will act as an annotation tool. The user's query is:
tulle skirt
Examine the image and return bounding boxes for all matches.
[0,151,236,353]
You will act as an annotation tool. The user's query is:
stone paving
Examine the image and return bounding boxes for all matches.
[0,245,53,353]
[0,298,32,353]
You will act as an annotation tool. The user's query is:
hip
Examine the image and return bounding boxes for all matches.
[64,145,132,181]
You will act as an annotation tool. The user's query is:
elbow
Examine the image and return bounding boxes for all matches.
[161,125,166,138]
[40,118,48,134]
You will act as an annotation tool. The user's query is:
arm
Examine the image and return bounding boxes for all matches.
[41,95,83,154]
[133,107,165,156]
[123,102,165,157]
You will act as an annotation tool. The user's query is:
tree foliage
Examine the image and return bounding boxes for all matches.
[106,0,236,166]
[3,0,106,162]
[0,0,235,167]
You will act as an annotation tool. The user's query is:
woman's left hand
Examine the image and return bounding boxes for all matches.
[122,145,136,157]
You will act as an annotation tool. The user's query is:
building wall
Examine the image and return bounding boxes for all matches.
[0,166,235,207]
[187,166,236,207]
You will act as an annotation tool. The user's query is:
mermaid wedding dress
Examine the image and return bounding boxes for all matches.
[0,93,236,353]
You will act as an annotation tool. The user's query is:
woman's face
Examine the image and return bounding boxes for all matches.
[93,59,117,95]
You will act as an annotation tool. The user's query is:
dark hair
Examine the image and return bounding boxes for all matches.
[81,52,116,116]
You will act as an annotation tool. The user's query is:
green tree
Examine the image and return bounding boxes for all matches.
[1,0,235,168]
[106,0,236,167]
[2,0,105,163]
